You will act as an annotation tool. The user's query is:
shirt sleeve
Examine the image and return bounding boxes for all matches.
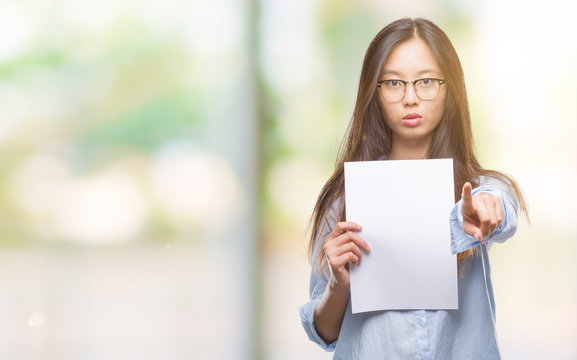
[299,201,340,351]
[449,176,519,254]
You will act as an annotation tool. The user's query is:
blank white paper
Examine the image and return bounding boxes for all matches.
[344,159,458,313]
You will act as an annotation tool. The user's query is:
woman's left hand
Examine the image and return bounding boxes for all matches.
[461,182,503,243]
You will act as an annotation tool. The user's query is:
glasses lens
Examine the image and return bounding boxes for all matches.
[415,79,440,100]
[380,81,404,102]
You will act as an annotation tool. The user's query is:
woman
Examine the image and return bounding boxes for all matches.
[299,18,527,359]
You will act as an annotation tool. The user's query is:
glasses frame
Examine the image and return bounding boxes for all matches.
[376,78,446,102]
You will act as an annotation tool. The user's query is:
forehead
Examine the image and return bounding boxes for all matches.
[381,37,442,76]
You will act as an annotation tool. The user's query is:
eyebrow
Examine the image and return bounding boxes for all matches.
[381,69,442,77]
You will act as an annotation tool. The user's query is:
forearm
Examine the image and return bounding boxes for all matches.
[313,278,350,344]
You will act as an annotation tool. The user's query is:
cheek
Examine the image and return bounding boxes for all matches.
[431,102,445,121]
[381,104,401,126]
[429,94,447,124]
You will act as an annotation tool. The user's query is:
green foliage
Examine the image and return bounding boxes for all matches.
[80,90,200,151]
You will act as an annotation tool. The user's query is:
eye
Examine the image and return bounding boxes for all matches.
[419,78,434,87]
[384,80,403,88]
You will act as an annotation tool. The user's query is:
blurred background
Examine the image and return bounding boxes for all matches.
[0,0,575,359]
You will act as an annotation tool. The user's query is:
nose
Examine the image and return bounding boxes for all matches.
[402,83,419,107]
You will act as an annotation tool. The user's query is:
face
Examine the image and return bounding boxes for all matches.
[378,37,447,149]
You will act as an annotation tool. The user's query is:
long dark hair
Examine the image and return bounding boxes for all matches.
[309,18,528,271]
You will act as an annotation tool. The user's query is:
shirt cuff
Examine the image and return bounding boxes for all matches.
[299,299,337,351]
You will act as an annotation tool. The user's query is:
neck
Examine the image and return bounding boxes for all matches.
[387,137,431,160]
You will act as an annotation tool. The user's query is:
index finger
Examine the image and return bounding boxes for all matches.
[462,182,473,208]
[330,221,363,237]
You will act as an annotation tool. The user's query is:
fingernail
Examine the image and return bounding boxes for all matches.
[475,232,487,246]
[480,236,486,246]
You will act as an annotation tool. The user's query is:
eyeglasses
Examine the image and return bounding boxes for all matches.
[376,78,446,103]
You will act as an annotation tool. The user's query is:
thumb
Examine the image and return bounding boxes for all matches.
[463,222,485,245]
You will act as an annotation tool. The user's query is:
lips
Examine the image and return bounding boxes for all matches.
[402,113,422,127]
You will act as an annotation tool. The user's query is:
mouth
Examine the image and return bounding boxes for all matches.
[402,113,422,127]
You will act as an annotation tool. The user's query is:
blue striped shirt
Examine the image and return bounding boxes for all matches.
[300,176,518,359]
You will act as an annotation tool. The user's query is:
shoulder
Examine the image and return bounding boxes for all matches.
[327,196,343,222]
[477,174,513,189]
